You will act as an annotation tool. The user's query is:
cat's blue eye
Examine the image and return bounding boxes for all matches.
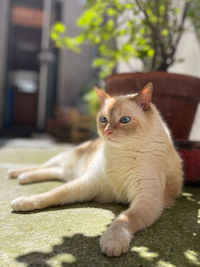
[120,116,131,124]
[100,116,107,123]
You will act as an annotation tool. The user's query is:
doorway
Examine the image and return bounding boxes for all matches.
[3,0,60,136]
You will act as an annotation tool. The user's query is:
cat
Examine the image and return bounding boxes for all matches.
[9,82,183,257]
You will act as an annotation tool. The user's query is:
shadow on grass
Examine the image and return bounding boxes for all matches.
[16,234,103,267]
[15,187,200,267]
[11,201,128,216]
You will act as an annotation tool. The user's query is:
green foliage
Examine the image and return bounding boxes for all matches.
[83,89,100,115]
[51,0,200,78]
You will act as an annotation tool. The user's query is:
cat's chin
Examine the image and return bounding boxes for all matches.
[105,136,122,147]
[107,136,118,142]
[99,132,123,146]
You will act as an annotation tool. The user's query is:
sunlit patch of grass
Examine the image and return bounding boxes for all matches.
[156,260,176,267]
[48,253,76,265]
[182,192,193,197]
[131,246,159,261]
[198,209,200,224]
[184,249,200,265]
[182,192,197,202]
[187,197,196,202]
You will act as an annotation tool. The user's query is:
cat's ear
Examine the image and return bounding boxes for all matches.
[94,86,111,106]
[134,82,153,111]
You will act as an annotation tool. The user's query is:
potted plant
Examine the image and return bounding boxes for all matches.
[51,0,200,77]
[51,0,200,182]
[50,0,200,136]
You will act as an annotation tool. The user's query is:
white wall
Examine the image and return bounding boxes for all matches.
[169,20,200,78]
[57,0,97,106]
[169,20,200,141]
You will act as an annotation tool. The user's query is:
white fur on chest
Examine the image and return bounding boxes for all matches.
[101,147,140,203]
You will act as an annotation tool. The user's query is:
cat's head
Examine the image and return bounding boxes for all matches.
[96,83,153,145]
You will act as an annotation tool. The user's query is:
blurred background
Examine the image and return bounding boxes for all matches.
[0,0,200,144]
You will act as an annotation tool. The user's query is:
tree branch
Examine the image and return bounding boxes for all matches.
[173,2,191,49]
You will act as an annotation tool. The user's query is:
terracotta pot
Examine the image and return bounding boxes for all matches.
[104,72,200,140]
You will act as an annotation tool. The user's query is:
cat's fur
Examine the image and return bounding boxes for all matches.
[9,83,183,257]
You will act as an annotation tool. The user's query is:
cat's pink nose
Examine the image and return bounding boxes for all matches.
[104,129,113,136]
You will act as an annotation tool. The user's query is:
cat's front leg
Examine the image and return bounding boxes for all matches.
[100,191,163,257]
[100,217,131,257]
[11,175,98,211]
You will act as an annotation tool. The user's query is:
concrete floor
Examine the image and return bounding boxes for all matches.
[0,138,200,267]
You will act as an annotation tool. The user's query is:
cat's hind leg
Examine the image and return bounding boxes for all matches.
[8,164,50,178]
[8,151,68,179]
[17,167,64,184]
[11,174,98,211]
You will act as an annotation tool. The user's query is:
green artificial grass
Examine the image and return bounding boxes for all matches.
[0,141,199,267]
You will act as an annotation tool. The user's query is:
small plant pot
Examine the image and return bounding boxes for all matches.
[176,141,200,183]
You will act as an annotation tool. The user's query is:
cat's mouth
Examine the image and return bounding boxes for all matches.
[107,136,118,143]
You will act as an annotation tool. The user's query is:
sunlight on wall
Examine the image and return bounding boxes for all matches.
[184,249,200,266]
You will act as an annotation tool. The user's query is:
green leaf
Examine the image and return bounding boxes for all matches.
[161,29,169,36]
[93,58,106,67]
[140,28,145,35]
[159,5,165,15]
[106,19,115,30]
[139,38,147,45]
[175,8,180,15]
[125,3,134,10]
[146,8,152,16]
[107,8,117,16]
[75,34,85,45]
[83,89,100,115]
[63,37,81,53]
[50,32,59,41]
[149,15,158,23]
[118,29,128,35]
[78,9,97,27]
[54,22,66,33]
[101,33,110,41]
[94,35,101,44]
[147,49,155,58]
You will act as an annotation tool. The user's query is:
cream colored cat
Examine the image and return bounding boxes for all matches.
[9,83,183,257]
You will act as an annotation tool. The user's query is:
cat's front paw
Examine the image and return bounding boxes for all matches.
[100,224,131,257]
[11,196,35,211]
